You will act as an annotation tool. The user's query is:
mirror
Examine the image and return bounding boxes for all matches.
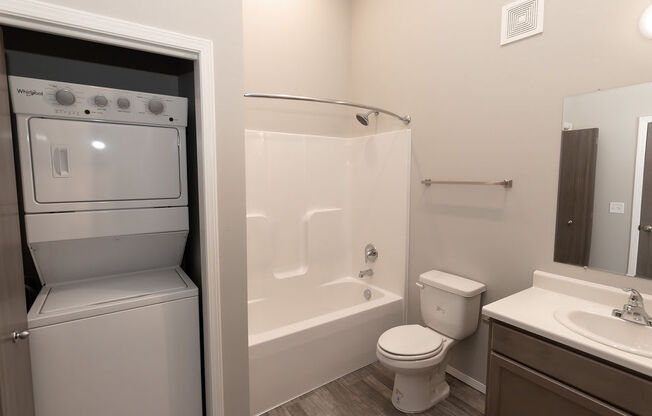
[555,82,652,278]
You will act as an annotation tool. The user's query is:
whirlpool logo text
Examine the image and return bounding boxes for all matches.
[16,88,43,97]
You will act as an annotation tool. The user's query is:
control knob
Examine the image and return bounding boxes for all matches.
[55,89,75,106]
[94,95,108,107]
[117,97,130,109]
[148,99,164,115]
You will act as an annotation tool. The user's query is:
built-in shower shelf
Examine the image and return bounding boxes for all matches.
[302,208,342,221]
[273,266,308,280]
[247,207,346,281]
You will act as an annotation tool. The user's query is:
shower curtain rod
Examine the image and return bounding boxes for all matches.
[244,93,411,124]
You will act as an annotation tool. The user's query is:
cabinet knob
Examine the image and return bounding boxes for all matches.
[11,330,30,343]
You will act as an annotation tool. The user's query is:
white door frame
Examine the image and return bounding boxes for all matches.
[627,116,652,276]
[0,1,226,415]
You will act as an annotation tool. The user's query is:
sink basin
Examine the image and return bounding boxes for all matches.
[554,308,652,358]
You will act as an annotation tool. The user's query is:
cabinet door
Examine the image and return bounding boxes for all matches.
[486,353,629,416]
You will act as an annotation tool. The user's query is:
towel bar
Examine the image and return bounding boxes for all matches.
[421,179,513,188]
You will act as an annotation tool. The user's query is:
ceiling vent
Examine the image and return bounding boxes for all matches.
[501,0,544,45]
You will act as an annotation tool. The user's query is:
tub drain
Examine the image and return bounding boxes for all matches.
[363,289,372,300]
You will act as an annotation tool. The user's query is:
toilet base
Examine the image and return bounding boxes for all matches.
[391,365,450,413]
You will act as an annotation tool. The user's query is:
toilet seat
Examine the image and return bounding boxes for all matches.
[377,325,444,361]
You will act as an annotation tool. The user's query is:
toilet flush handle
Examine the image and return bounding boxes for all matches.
[415,282,425,289]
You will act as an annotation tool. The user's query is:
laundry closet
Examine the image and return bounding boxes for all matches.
[3,27,204,416]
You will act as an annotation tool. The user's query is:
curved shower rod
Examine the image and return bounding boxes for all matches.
[244,93,411,125]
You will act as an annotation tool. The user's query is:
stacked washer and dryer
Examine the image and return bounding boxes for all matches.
[9,76,202,416]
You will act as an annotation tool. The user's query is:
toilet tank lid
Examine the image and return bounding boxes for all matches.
[419,270,486,297]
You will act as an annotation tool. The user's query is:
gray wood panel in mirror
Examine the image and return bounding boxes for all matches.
[555,82,652,277]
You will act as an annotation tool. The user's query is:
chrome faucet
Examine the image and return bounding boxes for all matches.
[365,243,378,263]
[612,288,652,326]
[359,268,374,278]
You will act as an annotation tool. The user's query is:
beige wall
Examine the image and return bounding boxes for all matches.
[243,0,354,137]
[36,0,249,413]
[351,0,652,384]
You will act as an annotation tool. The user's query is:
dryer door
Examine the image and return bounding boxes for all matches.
[28,118,182,204]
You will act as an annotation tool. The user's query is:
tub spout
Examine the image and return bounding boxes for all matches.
[359,268,374,278]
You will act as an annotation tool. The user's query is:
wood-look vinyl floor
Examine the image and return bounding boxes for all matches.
[263,362,485,416]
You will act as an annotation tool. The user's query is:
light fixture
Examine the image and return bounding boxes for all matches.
[91,140,106,149]
[640,4,652,38]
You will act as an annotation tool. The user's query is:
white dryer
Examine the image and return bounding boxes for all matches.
[9,76,202,416]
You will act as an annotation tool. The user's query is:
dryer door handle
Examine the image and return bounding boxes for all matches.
[52,146,71,177]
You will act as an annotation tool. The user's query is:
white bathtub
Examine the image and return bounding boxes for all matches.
[248,277,403,414]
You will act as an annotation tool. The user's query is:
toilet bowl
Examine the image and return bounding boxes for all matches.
[377,270,486,413]
[376,324,456,412]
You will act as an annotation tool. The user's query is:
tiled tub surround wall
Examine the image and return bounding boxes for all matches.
[245,129,410,414]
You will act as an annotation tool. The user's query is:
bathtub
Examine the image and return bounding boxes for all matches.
[248,277,403,414]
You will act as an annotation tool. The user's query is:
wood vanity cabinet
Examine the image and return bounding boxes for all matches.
[485,320,652,416]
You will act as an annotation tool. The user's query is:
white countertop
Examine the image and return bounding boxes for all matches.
[482,270,652,377]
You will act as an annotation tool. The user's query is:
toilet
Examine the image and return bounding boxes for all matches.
[377,270,486,413]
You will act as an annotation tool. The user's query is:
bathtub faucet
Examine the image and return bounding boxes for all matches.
[359,268,374,278]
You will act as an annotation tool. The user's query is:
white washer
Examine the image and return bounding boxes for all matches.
[27,267,201,416]
[9,76,202,416]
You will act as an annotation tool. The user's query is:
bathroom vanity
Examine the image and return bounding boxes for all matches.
[486,320,651,416]
[483,271,652,416]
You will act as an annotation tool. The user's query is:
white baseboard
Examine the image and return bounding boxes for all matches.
[446,365,486,394]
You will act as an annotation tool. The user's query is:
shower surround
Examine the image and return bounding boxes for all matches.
[245,129,411,414]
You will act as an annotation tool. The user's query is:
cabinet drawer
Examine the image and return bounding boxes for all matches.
[490,322,652,416]
[487,353,628,416]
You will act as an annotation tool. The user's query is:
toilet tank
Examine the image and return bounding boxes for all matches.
[418,270,486,340]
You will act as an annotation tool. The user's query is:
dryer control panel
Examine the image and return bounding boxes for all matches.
[8,76,188,127]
